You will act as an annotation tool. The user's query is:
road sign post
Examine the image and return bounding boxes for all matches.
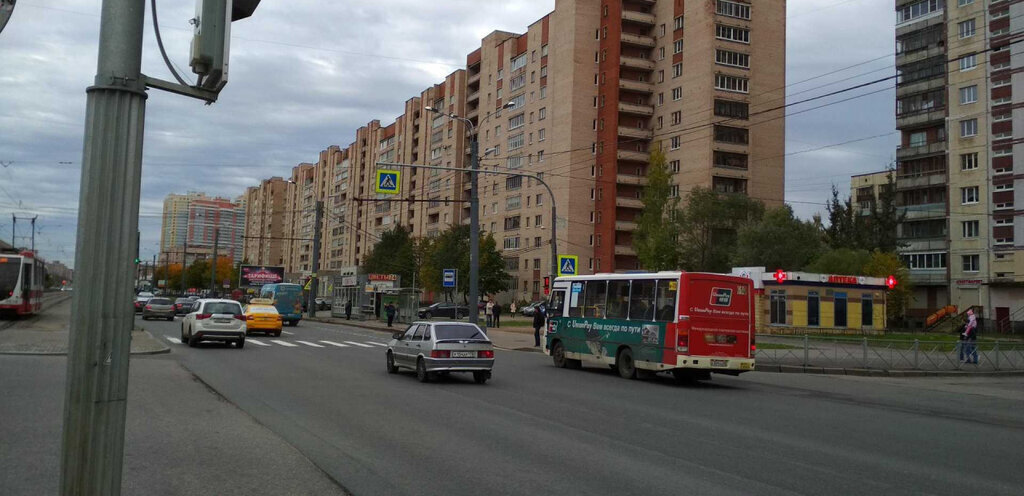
[374,169,401,194]
[442,269,457,289]
[558,255,578,277]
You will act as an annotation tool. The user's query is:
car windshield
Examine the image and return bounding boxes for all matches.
[175,298,191,304]
[149,298,171,305]
[139,292,153,297]
[248,305,278,314]
[434,325,487,341]
[0,257,20,297]
[204,302,242,315]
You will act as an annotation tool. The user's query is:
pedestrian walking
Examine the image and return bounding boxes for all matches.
[493,302,502,328]
[385,302,397,328]
[532,304,546,347]
[486,299,495,327]
[960,309,979,364]
[510,302,517,315]
[345,300,352,320]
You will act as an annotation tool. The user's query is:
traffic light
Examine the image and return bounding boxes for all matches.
[886,275,897,290]
[134,257,141,265]
[543,276,550,295]
[190,0,262,92]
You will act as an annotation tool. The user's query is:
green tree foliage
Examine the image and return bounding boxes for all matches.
[634,148,683,271]
[679,186,765,272]
[733,205,823,270]
[824,170,904,253]
[824,185,867,250]
[866,169,905,253]
[417,225,509,303]
[804,248,873,275]
[362,225,418,285]
[862,250,912,327]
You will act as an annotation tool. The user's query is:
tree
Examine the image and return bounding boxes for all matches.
[417,225,509,303]
[733,205,823,270]
[804,248,873,275]
[824,185,865,249]
[862,250,913,328]
[363,225,418,286]
[634,148,683,270]
[679,186,765,272]
[866,167,905,253]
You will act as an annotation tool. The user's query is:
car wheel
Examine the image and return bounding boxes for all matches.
[386,352,398,374]
[424,312,432,319]
[551,341,567,368]
[473,371,489,384]
[167,316,174,321]
[416,358,430,383]
[617,348,637,380]
[187,331,198,348]
[273,330,282,337]
[236,338,245,349]
[180,325,186,343]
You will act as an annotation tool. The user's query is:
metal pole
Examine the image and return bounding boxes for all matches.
[11,214,15,247]
[307,200,323,319]
[61,0,147,493]
[469,133,480,326]
[210,228,218,295]
[30,216,37,253]
[151,253,156,290]
[181,240,187,295]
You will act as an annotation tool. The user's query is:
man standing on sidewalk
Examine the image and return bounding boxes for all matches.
[345,300,352,320]
[385,302,396,328]
[493,302,502,328]
[532,304,546,347]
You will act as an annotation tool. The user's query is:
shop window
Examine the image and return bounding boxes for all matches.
[807,291,820,327]
[861,294,873,328]
[770,290,786,325]
[834,292,848,328]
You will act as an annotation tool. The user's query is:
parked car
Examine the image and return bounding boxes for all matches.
[243,299,283,337]
[314,297,332,311]
[134,291,155,313]
[386,321,494,383]
[174,297,194,315]
[520,302,543,316]
[142,297,176,321]
[180,299,246,348]
[417,302,468,319]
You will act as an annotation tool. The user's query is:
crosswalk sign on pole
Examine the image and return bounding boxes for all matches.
[558,255,578,276]
[375,169,401,194]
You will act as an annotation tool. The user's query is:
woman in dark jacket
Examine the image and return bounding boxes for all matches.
[532,305,546,347]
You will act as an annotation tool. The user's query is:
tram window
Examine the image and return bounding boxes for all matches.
[654,279,677,322]
[583,280,607,318]
[548,290,566,317]
[568,282,586,317]
[606,280,630,319]
[628,280,656,320]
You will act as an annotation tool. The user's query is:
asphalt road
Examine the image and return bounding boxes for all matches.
[128,316,1024,496]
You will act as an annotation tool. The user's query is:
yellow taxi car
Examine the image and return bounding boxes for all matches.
[243,298,283,337]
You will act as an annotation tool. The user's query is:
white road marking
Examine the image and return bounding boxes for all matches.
[296,340,324,348]
[344,341,374,348]
[166,337,182,344]
[367,342,388,347]
[270,340,298,347]
[320,341,350,348]
[282,331,295,335]
[247,339,270,346]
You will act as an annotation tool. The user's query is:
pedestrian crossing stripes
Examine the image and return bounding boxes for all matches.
[367,342,388,347]
[247,339,271,346]
[270,340,299,347]
[344,341,374,348]
[165,335,388,351]
[320,341,350,348]
[281,331,295,335]
[295,340,324,348]
[166,337,182,344]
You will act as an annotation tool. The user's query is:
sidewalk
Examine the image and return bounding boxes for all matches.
[308,311,546,353]
[0,298,169,355]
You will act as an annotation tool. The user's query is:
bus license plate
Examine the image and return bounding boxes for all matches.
[451,351,476,358]
[711,359,728,368]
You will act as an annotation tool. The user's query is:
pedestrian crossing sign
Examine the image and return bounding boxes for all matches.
[375,169,401,194]
[558,255,578,276]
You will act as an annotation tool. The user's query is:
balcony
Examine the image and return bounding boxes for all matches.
[467,90,479,102]
[622,10,656,26]
[467,72,481,86]
[896,108,946,128]
[899,238,947,252]
[620,56,656,71]
[896,172,947,190]
[614,244,638,256]
[895,45,946,67]
[618,101,654,116]
[615,197,644,209]
[898,202,946,220]
[896,142,945,160]
[906,269,948,286]
[896,76,945,98]
[617,149,649,162]
[615,220,638,232]
[616,173,648,186]
[619,78,653,94]
[620,32,656,48]
[617,126,653,140]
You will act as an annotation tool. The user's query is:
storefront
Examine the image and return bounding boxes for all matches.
[732,267,888,335]
[329,271,418,323]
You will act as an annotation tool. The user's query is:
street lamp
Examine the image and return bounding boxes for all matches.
[425,101,515,326]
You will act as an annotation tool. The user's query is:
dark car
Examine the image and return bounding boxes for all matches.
[315,297,331,311]
[521,302,543,316]
[174,297,194,315]
[417,302,468,319]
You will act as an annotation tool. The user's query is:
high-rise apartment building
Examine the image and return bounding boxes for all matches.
[242,177,289,266]
[243,0,786,304]
[894,0,1023,327]
[159,192,245,265]
[851,170,895,217]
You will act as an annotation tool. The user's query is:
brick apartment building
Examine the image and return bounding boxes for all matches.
[160,192,245,266]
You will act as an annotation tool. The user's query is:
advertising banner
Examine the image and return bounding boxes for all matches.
[240,265,285,287]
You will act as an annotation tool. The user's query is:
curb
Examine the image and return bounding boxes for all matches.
[755,363,1024,377]
[0,330,171,357]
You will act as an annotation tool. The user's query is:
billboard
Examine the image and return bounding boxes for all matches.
[239,265,285,287]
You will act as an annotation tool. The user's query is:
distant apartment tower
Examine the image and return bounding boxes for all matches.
[894,0,1023,326]
[242,177,289,266]
[159,192,245,265]
[851,170,895,217]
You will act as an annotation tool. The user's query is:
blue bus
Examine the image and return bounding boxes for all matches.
[260,283,304,326]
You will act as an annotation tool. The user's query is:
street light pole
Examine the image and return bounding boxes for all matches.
[307,200,323,319]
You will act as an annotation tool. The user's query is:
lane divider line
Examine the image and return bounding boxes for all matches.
[270,340,299,347]
[344,341,374,348]
[296,340,324,348]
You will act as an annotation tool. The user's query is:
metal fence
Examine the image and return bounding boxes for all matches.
[755,335,1024,372]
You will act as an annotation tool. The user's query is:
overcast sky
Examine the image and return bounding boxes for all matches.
[0,0,896,267]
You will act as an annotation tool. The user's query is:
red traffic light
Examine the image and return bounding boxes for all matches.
[886,275,897,290]
[773,269,787,284]
[543,276,550,295]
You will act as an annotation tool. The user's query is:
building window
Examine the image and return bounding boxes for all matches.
[538,107,546,120]
[669,160,680,173]
[715,24,750,43]
[504,216,521,231]
[674,15,684,30]
[897,0,944,24]
[510,54,527,71]
[503,237,521,250]
[962,254,980,272]
[715,74,749,93]
[713,125,749,144]
[714,99,748,119]
[960,153,978,170]
[958,19,975,39]
[672,63,683,78]
[508,133,524,151]
[538,129,546,141]
[900,252,947,269]
[508,94,526,110]
[960,118,977,137]
[670,136,681,150]
[770,290,786,325]
[714,151,748,169]
[959,53,977,71]
[908,131,926,147]
[717,0,751,20]
[671,111,682,125]
[506,195,521,210]
[807,291,820,327]
[671,87,682,100]
[959,85,977,104]
[673,39,683,54]
[961,186,979,204]
[861,294,873,328]
[508,113,525,130]
[958,0,973,6]
[962,220,979,238]
[505,176,522,191]
[715,49,750,68]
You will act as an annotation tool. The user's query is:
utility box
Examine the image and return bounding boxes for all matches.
[190,0,232,91]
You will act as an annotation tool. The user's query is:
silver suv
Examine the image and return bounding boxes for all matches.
[386,321,494,384]
[180,299,246,348]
